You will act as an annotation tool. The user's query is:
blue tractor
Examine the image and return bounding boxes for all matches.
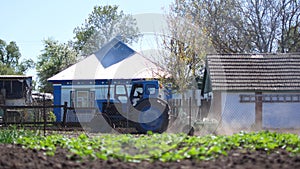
[90,80,170,133]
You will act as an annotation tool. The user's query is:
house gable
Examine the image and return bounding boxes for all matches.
[48,38,162,81]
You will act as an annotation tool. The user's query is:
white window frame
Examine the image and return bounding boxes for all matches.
[70,90,95,108]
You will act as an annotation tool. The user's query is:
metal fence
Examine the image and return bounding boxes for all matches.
[0,101,80,136]
[0,98,217,135]
[3,93,299,135]
[167,97,219,135]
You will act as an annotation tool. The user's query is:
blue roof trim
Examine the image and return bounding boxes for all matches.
[94,37,136,68]
[51,79,150,86]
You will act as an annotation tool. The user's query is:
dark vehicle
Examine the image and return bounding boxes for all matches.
[91,80,170,133]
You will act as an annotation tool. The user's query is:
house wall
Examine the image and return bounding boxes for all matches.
[60,84,99,123]
[55,82,132,123]
[262,92,300,128]
[219,91,300,129]
[53,84,61,122]
[221,92,256,128]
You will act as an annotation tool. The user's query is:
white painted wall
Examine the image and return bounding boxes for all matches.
[219,92,300,129]
[263,92,300,128]
[221,92,255,128]
[61,85,98,122]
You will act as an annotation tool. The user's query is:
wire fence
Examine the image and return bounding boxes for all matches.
[0,101,81,136]
[0,98,219,135]
[167,98,219,135]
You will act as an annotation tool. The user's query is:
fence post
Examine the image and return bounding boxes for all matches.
[255,92,263,130]
[3,108,7,127]
[43,94,46,136]
[63,102,68,127]
[189,97,192,129]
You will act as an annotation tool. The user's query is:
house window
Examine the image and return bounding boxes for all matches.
[99,85,114,99]
[70,90,95,107]
[77,91,88,107]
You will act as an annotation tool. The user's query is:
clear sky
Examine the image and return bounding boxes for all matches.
[0,0,173,79]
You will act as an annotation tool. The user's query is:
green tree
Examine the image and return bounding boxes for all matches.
[0,40,21,67]
[17,59,35,73]
[36,38,78,93]
[0,63,16,75]
[0,39,34,75]
[73,5,140,56]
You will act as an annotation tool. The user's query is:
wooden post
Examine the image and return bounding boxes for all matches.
[3,108,7,127]
[43,94,46,136]
[255,92,263,129]
[189,97,192,128]
[62,102,68,127]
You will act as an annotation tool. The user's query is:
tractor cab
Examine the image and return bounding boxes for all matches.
[129,80,159,106]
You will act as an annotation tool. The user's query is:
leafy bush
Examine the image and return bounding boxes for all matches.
[47,111,56,122]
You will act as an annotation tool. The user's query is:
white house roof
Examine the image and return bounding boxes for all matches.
[48,38,163,81]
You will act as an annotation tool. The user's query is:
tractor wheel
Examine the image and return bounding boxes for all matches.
[89,113,112,133]
[135,98,170,134]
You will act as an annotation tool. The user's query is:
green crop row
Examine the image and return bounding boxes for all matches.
[0,126,39,143]
[0,127,299,162]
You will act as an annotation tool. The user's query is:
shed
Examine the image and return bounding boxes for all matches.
[0,75,32,106]
[202,53,300,129]
[0,75,32,123]
[48,38,162,122]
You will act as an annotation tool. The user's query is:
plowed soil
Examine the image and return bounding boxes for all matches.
[0,144,300,169]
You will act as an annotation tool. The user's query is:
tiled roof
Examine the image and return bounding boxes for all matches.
[206,53,300,91]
